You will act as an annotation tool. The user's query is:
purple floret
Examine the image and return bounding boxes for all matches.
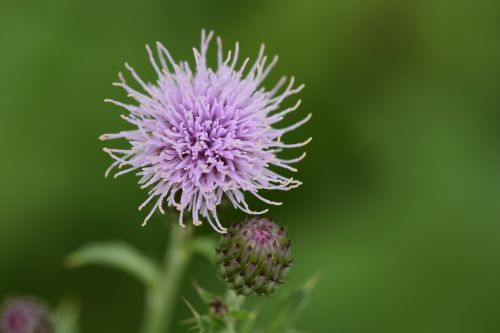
[0,298,51,333]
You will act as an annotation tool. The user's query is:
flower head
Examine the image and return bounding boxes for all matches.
[216,218,292,296]
[0,297,52,333]
[101,30,310,233]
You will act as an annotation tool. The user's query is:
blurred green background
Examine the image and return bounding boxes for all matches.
[1,0,500,332]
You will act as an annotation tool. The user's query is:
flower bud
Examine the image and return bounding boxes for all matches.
[0,297,52,333]
[216,218,292,296]
[208,298,228,318]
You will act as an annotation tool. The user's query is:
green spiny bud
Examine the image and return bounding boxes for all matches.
[216,217,292,296]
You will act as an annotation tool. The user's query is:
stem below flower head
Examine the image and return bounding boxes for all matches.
[225,290,245,333]
[140,223,192,333]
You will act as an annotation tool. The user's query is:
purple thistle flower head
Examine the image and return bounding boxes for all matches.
[0,297,52,333]
[101,30,311,233]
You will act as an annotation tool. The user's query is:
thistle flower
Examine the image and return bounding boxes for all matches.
[216,218,292,296]
[0,297,52,333]
[101,30,310,233]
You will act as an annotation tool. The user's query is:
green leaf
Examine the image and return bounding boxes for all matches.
[53,298,80,333]
[228,310,253,320]
[263,274,320,333]
[192,281,216,304]
[183,298,208,333]
[239,308,260,333]
[66,241,161,287]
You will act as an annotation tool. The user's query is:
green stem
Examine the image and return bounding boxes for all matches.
[141,224,192,333]
[225,290,245,333]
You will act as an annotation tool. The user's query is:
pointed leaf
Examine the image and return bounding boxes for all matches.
[192,281,216,304]
[240,308,260,333]
[229,310,253,320]
[183,298,208,333]
[264,274,320,333]
[66,241,161,287]
[53,298,80,333]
